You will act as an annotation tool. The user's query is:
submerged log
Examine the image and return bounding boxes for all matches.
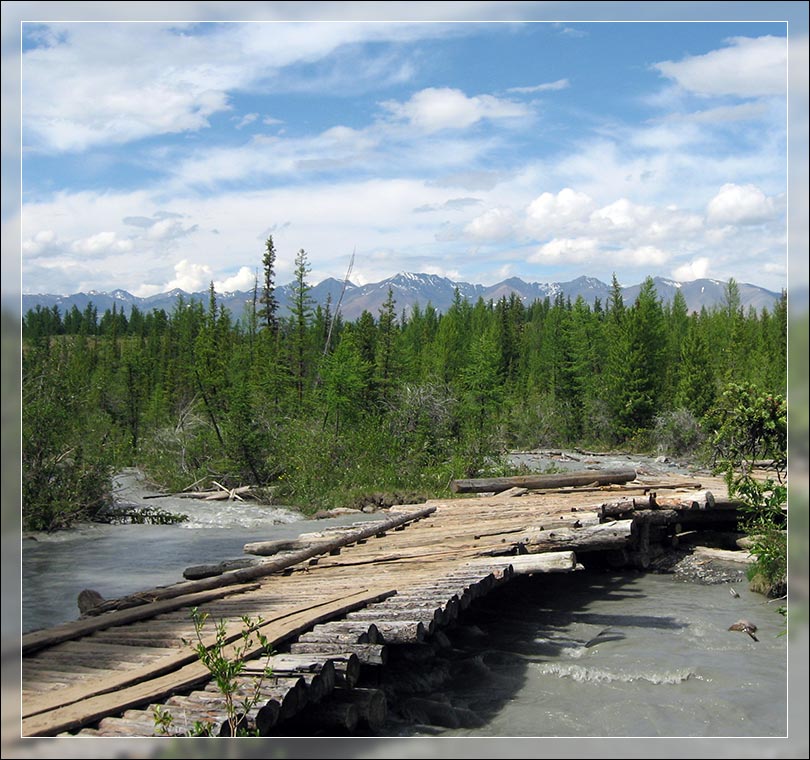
[183,557,259,580]
[451,468,637,494]
[242,539,306,557]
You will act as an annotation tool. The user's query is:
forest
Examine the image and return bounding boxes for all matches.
[22,239,787,533]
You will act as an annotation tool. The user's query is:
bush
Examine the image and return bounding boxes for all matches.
[651,408,705,458]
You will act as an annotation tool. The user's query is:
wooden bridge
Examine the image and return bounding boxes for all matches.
[21,468,737,738]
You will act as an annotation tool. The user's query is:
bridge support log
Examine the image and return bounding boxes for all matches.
[289,642,388,666]
[330,687,387,730]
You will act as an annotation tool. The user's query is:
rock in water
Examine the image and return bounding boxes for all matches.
[78,589,105,614]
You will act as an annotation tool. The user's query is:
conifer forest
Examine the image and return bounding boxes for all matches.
[22,239,787,532]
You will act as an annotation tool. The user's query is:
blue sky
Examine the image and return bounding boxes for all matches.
[17,12,794,296]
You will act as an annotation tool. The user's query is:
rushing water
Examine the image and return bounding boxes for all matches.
[21,468,787,738]
[21,469,378,633]
[382,572,787,738]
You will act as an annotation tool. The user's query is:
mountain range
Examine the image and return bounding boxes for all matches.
[22,273,782,322]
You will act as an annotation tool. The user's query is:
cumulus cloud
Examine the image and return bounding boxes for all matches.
[380,87,530,133]
[529,237,599,263]
[215,266,256,292]
[706,183,776,225]
[654,35,787,98]
[464,207,517,241]
[526,188,595,232]
[590,198,653,230]
[137,258,213,297]
[507,79,570,94]
[22,229,58,257]
[70,231,132,255]
[673,257,711,281]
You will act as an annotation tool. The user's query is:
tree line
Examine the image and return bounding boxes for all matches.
[22,237,786,531]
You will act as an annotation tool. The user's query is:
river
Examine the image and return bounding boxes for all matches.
[20,466,787,739]
[380,571,787,738]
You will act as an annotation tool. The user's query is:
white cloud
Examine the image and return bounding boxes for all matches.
[673,257,710,281]
[21,21,452,153]
[614,245,670,266]
[145,218,197,241]
[529,237,598,263]
[215,266,256,292]
[22,229,57,257]
[380,87,530,133]
[464,207,516,241]
[591,198,653,230]
[70,230,132,255]
[706,183,776,225]
[526,188,595,232]
[654,35,787,98]
[138,258,213,297]
[507,79,569,94]
[235,113,259,129]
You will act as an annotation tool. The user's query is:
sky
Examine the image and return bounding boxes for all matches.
[12,8,800,297]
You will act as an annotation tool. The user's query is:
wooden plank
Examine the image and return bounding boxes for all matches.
[22,586,395,734]
[22,583,261,656]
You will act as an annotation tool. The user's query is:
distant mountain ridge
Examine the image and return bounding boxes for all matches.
[22,273,782,322]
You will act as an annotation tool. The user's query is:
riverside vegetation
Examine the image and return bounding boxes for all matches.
[22,239,787,595]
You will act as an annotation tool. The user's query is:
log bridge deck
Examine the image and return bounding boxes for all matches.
[21,469,735,738]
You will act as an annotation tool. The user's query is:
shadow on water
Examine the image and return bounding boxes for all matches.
[353,570,686,737]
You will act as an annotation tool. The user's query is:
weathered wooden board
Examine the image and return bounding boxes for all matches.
[21,583,261,656]
[22,586,395,734]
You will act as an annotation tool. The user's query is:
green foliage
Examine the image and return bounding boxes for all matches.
[707,383,787,598]
[651,407,706,458]
[22,261,787,529]
[152,609,273,737]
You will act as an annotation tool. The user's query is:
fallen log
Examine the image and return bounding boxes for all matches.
[501,551,577,575]
[183,557,259,580]
[451,468,637,494]
[244,538,309,557]
[651,490,715,510]
[83,507,431,616]
[512,520,634,554]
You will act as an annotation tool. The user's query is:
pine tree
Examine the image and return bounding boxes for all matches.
[259,235,279,332]
[674,316,715,417]
[290,248,313,404]
[376,287,398,403]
